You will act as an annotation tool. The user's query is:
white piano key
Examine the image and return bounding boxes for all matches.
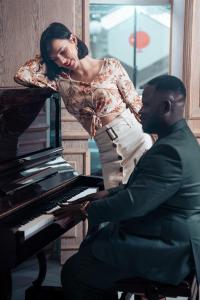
[46,187,98,213]
[67,187,98,203]
[46,205,63,214]
[18,214,55,240]
[18,187,98,240]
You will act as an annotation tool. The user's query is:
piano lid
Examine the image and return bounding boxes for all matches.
[0,88,78,218]
[0,88,61,165]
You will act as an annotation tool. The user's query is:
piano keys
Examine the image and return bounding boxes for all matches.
[0,88,103,300]
[15,185,98,241]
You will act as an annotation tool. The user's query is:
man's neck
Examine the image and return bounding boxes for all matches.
[157,118,185,139]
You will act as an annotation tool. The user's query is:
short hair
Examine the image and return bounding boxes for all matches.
[40,22,89,80]
[147,75,186,99]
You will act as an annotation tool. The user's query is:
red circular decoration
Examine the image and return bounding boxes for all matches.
[129,31,150,49]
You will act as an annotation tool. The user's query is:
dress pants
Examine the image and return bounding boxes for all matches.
[61,243,131,300]
[95,108,152,189]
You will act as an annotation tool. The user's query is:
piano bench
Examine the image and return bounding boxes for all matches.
[25,273,199,300]
[25,285,64,300]
[115,272,199,300]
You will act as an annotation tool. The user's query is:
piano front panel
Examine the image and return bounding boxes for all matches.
[0,174,102,266]
[0,88,104,287]
[0,88,103,300]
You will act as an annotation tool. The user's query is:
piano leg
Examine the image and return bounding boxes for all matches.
[25,251,47,300]
[0,269,12,300]
[33,251,47,287]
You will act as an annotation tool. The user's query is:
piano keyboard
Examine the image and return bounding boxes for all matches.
[17,187,97,240]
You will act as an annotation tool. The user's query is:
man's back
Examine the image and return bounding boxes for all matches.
[90,119,200,285]
[148,119,200,211]
[60,75,200,300]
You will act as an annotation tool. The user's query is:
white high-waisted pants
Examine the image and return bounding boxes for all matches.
[94,109,153,189]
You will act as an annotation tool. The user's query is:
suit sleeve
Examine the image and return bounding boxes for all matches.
[87,144,183,225]
[108,184,126,195]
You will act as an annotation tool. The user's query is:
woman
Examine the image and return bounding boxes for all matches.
[15,22,153,189]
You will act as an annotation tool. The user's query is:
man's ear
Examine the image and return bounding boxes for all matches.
[164,100,172,114]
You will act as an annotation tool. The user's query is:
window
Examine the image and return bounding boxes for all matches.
[88,0,172,175]
[90,0,171,89]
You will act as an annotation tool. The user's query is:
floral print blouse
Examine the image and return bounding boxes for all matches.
[15,56,141,136]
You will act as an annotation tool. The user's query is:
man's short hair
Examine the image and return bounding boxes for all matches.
[147,75,186,99]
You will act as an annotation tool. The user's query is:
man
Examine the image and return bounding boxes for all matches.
[54,75,200,300]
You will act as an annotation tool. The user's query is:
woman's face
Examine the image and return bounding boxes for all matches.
[50,38,79,70]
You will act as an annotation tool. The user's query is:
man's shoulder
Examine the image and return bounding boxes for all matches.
[156,126,199,157]
[145,127,200,175]
[129,142,182,182]
[144,143,181,166]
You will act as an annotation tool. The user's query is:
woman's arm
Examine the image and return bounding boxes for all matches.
[14,55,58,91]
[115,59,156,141]
[115,59,142,120]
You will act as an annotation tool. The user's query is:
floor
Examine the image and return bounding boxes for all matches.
[12,258,187,300]
[12,258,61,300]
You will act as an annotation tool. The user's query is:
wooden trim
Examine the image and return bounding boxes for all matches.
[62,133,89,140]
[90,0,170,4]
[193,132,200,138]
[182,0,193,119]
[63,148,89,154]
[182,0,200,120]
[72,0,76,33]
[62,149,91,175]
[82,0,89,46]
[61,117,77,122]
[182,0,200,141]
[84,150,91,175]
[169,0,173,74]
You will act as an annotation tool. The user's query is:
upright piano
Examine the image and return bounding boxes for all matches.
[0,88,103,300]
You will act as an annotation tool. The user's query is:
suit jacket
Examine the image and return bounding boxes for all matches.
[87,119,200,285]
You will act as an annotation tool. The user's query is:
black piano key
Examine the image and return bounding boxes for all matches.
[2,185,89,228]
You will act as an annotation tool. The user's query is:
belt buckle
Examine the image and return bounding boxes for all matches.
[106,128,118,141]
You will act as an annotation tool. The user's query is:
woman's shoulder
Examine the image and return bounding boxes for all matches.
[104,57,120,65]
[103,58,123,73]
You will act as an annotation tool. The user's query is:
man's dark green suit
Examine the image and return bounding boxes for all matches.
[60,75,200,299]
[87,119,200,284]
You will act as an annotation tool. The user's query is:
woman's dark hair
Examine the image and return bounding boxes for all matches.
[40,22,89,80]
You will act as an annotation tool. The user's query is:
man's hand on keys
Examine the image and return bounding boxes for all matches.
[53,190,109,227]
[54,203,85,220]
[67,190,109,205]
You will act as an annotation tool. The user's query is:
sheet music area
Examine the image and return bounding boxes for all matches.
[0,88,103,299]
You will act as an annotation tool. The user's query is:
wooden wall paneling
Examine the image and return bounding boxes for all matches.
[60,0,91,262]
[62,147,91,175]
[82,0,89,47]
[18,102,49,155]
[61,97,90,174]
[0,1,4,85]
[75,0,83,39]
[183,0,200,142]
[60,221,85,264]
[0,0,75,87]
[0,0,91,261]
[61,111,89,139]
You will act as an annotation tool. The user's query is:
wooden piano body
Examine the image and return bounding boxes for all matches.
[0,88,103,300]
